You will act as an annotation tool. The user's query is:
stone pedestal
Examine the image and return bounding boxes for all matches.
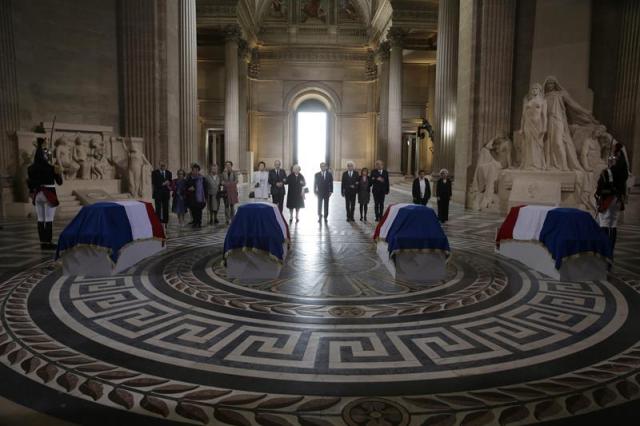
[498,170,580,213]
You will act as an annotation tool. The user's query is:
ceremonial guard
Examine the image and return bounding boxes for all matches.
[27,138,63,249]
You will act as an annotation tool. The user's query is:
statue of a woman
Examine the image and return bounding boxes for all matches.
[121,138,152,198]
[519,83,547,170]
[543,76,596,172]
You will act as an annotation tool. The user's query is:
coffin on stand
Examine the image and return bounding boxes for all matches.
[56,200,166,276]
[374,204,450,282]
[496,205,611,281]
[224,203,290,280]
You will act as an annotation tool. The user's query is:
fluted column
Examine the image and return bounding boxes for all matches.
[375,42,390,164]
[224,25,241,167]
[119,0,161,163]
[178,0,198,167]
[0,0,20,177]
[433,0,459,175]
[455,0,516,205]
[612,0,640,171]
[387,28,404,174]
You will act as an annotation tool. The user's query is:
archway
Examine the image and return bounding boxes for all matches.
[295,100,328,177]
[284,82,342,173]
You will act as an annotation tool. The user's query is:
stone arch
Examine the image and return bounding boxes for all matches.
[283,82,343,171]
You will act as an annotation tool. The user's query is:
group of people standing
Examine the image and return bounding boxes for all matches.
[264,159,391,224]
[152,161,239,228]
[150,159,456,227]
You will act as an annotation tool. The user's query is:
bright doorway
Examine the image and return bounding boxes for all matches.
[295,100,328,178]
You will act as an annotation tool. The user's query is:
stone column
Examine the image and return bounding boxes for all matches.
[455,0,516,205]
[387,29,404,174]
[178,0,198,167]
[612,0,640,171]
[119,0,162,164]
[224,25,241,167]
[0,0,20,178]
[433,0,459,176]
[0,0,19,219]
[375,42,390,164]
[238,39,250,174]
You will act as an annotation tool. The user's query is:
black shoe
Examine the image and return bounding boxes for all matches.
[42,242,57,250]
[214,219,219,224]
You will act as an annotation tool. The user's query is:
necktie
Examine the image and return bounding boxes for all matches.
[349,171,352,178]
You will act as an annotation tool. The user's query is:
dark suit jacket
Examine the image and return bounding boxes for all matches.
[436,179,452,200]
[341,170,359,196]
[314,171,334,196]
[370,169,390,195]
[268,168,287,196]
[152,169,172,199]
[412,178,431,203]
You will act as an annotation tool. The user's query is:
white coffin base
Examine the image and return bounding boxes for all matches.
[226,245,288,280]
[498,240,607,281]
[61,240,165,276]
[376,242,447,282]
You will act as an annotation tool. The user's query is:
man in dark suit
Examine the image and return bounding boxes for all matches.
[370,160,389,221]
[151,161,172,225]
[412,169,431,206]
[341,161,359,221]
[314,162,333,223]
[268,160,287,213]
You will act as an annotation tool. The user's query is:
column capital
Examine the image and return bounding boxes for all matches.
[387,27,406,47]
[375,40,390,64]
[248,47,260,79]
[238,38,251,62]
[365,48,377,80]
[224,24,242,43]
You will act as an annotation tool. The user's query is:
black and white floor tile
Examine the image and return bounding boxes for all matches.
[1,189,640,425]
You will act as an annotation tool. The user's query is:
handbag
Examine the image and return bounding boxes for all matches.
[249,191,255,198]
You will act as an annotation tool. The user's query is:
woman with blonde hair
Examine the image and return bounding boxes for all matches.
[285,164,306,223]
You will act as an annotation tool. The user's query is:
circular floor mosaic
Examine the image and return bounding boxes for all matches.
[2,227,640,425]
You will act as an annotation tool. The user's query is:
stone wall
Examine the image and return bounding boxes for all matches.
[12,0,120,132]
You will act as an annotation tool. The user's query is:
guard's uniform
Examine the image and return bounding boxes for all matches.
[28,145,63,249]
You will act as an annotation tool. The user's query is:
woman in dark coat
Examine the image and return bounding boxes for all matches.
[436,168,452,223]
[357,167,371,222]
[185,164,207,228]
[286,164,306,223]
[171,169,188,226]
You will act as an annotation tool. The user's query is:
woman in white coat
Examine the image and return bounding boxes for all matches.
[252,161,271,201]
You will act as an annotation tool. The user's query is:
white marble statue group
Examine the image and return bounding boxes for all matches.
[472,75,616,211]
[52,135,113,181]
[519,76,610,173]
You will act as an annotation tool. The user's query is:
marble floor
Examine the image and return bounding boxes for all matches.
[1,187,640,426]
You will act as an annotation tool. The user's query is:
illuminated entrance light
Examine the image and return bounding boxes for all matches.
[296,111,327,176]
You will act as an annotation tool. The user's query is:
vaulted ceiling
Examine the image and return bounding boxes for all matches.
[196,0,438,48]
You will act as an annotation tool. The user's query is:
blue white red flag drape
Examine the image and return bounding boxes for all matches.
[223,202,290,261]
[496,205,612,269]
[56,200,165,263]
[373,203,450,258]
